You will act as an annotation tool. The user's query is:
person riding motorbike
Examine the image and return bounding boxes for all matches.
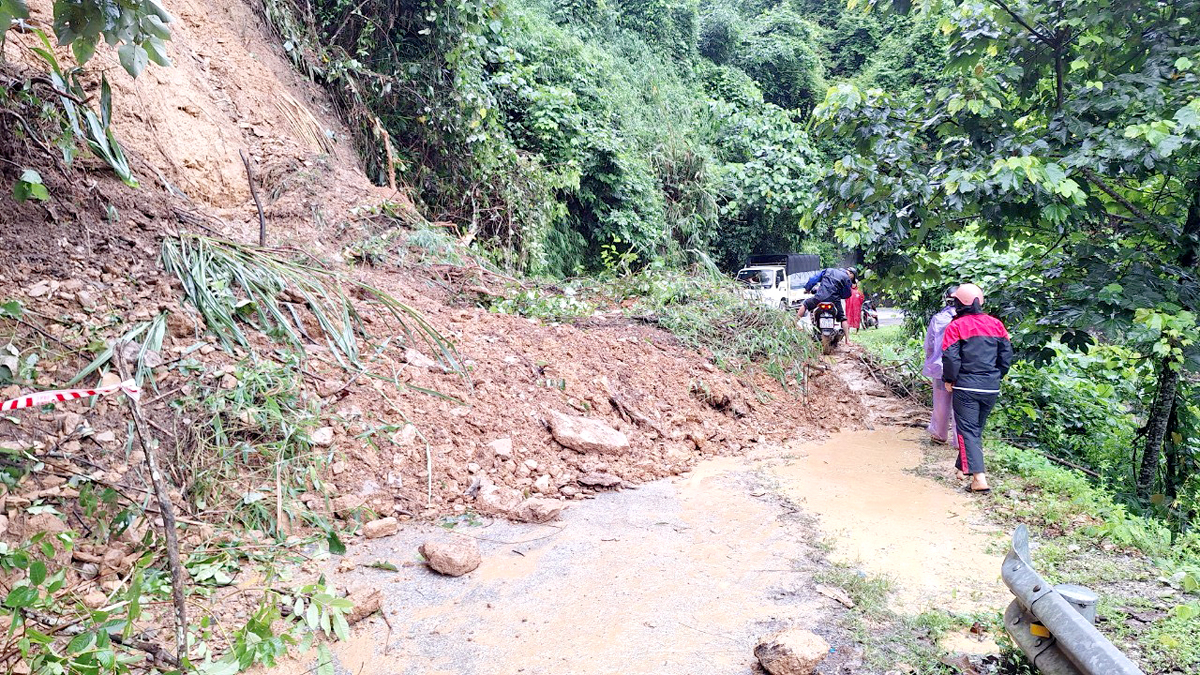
[796,266,858,343]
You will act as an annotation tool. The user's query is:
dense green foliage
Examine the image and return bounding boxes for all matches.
[263,0,927,274]
[814,0,1200,516]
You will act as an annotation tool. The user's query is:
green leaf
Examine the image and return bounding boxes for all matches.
[66,631,96,654]
[29,561,46,586]
[368,561,399,572]
[316,644,335,675]
[331,611,350,642]
[1175,56,1194,70]
[117,43,148,78]
[71,36,97,65]
[143,36,171,67]
[327,531,346,555]
[3,585,39,608]
[0,300,22,319]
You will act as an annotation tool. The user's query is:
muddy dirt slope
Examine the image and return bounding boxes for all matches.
[0,0,862,543]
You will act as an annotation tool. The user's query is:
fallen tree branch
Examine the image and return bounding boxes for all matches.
[240,149,267,247]
[21,608,180,668]
[114,347,188,665]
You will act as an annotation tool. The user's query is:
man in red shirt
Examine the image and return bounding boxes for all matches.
[941,283,1013,493]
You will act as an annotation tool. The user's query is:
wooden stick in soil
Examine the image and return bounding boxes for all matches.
[113,348,188,665]
[240,148,267,247]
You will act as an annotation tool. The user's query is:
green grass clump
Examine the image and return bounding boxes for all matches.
[609,264,814,387]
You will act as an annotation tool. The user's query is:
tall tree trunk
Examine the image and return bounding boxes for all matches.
[1138,356,1181,500]
[1165,396,1181,499]
[1181,181,1200,269]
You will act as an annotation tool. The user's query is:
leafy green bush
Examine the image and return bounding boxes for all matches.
[734,8,825,113]
[610,262,814,386]
[698,2,741,64]
[991,343,1146,482]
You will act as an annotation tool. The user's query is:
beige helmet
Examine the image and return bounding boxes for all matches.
[952,283,984,308]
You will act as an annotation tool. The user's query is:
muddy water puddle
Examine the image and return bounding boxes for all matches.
[270,428,1005,674]
[774,429,1007,613]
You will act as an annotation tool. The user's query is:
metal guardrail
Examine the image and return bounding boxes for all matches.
[1001,525,1145,675]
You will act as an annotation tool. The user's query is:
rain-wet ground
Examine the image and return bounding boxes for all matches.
[274,428,1008,675]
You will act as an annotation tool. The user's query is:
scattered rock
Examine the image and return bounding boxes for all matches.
[578,471,623,487]
[392,424,418,447]
[815,584,856,609]
[467,462,481,474]
[419,539,481,576]
[76,290,98,310]
[82,591,108,609]
[99,371,122,389]
[27,281,52,298]
[331,460,347,475]
[488,437,513,460]
[332,494,364,515]
[312,427,335,447]
[344,588,383,623]
[548,411,630,455]
[364,517,398,539]
[404,348,439,370]
[220,373,238,389]
[57,412,84,436]
[516,497,565,524]
[476,484,523,518]
[754,628,830,675]
[93,430,117,444]
[533,474,551,493]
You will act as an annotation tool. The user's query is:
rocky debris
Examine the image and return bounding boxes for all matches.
[754,628,830,675]
[548,411,630,455]
[419,539,481,577]
[815,584,855,609]
[363,517,398,539]
[27,280,53,298]
[578,471,623,488]
[476,483,523,518]
[332,494,364,515]
[533,474,551,493]
[488,437,513,460]
[344,587,383,624]
[392,424,418,447]
[516,497,565,523]
[82,591,108,609]
[312,426,335,447]
[403,348,439,370]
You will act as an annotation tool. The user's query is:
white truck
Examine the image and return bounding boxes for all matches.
[736,253,822,310]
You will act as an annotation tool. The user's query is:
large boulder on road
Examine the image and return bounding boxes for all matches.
[754,628,830,675]
[548,411,630,455]
[419,539,481,577]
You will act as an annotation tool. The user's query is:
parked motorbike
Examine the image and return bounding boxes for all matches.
[861,297,879,329]
[810,302,843,354]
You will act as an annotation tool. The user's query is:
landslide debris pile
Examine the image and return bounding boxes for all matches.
[0,0,860,667]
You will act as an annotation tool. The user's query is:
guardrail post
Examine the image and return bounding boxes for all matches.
[1001,525,1145,675]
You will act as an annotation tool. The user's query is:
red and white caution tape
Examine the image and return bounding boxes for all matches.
[0,379,140,412]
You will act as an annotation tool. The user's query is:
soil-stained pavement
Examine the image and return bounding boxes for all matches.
[276,428,1008,675]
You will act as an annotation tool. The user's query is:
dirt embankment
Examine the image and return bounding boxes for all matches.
[0,0,862,554]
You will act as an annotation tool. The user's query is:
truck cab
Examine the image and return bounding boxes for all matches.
[736,253,821,310]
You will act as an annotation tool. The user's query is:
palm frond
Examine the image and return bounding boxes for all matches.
[161,234,458,372]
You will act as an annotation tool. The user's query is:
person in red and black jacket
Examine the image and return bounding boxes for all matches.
[941,283,1013,493]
